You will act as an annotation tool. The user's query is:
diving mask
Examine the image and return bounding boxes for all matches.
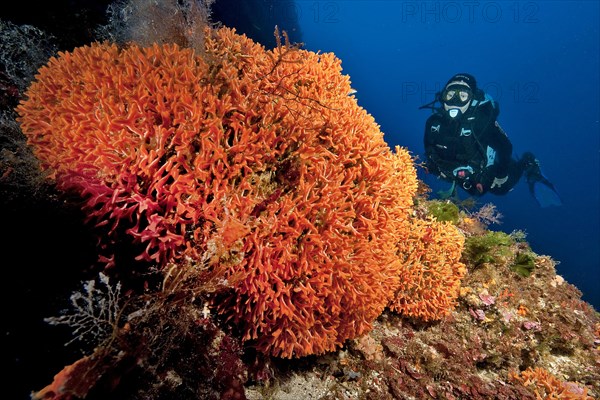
[441,84,473,107]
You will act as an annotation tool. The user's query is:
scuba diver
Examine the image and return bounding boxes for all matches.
[420,73,561,207]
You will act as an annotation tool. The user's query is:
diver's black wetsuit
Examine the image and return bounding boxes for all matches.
[424,92,522,196]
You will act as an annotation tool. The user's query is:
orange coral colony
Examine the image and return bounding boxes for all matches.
[17,27,463,358]
[509,367,594,399]
[390,218,466,321]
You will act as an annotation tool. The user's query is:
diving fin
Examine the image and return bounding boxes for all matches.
[528,174,562,207]
[437,181,458,200]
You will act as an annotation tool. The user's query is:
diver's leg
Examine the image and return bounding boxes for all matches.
[487,159,522,195]
[517,152,562,206]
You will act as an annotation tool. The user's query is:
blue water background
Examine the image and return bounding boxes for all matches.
[276,1,599,308]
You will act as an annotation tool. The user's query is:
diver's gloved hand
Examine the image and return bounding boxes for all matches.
[455,168,471,180]
[455,167,485,195]
[461,178,484,195]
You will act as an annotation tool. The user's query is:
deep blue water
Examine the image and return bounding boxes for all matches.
[275,1,599,309]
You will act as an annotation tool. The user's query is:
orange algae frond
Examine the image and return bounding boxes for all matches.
[17,27,430,358]
[509,367,594,399]
[389,218,467,321]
